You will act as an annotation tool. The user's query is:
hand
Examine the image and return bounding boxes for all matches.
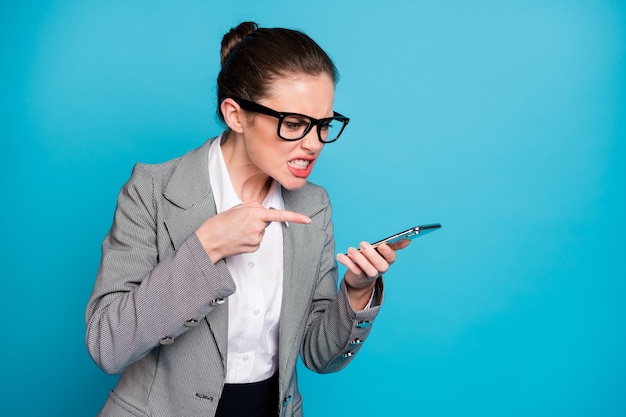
[196,202,311,263]
[337,240,411,309]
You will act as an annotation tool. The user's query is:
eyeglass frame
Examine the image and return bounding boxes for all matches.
[230,97,350,143]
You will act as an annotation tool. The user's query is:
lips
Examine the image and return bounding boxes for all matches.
[287,158,314,177]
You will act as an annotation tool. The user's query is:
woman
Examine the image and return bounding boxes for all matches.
[86,22,406,417]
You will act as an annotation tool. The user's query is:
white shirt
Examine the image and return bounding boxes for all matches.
[208,136,284,383]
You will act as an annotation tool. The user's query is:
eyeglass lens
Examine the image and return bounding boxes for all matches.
[280,115,346,143]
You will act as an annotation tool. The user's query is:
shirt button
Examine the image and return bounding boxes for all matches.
[253,309,260,316]
[185,319,199,327]
[242,354,250,361]
[248,261,254,268]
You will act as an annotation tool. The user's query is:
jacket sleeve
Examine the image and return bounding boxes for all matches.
[85,164,236,375]
[299,192,384,374]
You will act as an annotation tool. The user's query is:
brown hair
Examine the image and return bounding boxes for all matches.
[216,22,338,121]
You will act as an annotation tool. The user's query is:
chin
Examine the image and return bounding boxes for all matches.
[279,177,309,190]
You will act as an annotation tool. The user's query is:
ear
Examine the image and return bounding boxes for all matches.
[221,98,245,133]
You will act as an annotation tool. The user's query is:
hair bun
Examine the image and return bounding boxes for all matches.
[220,21,258,64]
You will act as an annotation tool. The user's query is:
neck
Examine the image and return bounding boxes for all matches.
[220,131,272,204]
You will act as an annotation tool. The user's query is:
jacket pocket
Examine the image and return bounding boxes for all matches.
[97,390,148,417]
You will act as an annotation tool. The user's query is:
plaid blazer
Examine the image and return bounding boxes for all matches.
[86,136,383,417]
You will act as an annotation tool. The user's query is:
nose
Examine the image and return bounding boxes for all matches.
[300,126,324,152]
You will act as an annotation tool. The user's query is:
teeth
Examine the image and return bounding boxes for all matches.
[289,159,310,170]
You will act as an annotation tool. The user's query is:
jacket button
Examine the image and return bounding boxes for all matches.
[349,338,363,345]
[210,298,225,306]
[356,320,371,329]
[283,396,293,407]
[343,351,355,358]
[160,336,174,345]
[185,319,199,327]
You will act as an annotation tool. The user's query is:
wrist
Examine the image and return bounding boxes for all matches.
[195,230,223,264]
[345,279,377,310]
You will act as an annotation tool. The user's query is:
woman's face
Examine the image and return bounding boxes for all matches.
[241,72,335,190]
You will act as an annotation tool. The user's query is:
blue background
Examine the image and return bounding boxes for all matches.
[1,1,625,416]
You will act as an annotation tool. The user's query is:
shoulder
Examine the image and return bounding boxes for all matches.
[132,157,180,178]
[134,138,214,177]
[125,137,216,193]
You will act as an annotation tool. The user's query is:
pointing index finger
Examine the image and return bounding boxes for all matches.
[265,208,311,225]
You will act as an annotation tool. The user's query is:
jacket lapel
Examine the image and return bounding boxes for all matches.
[162,137,229,364]
[163,139,217,249]
[279,187,328,377]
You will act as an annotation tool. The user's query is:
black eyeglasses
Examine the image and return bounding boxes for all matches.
[232,97,350,143]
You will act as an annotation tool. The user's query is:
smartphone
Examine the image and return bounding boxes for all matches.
[346,223,441,255]
[371,223,441,248]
